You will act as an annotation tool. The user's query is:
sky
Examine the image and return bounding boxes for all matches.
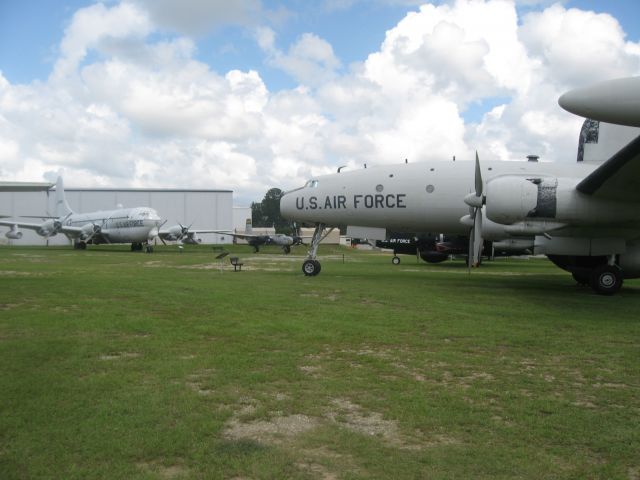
[1,0,639,205]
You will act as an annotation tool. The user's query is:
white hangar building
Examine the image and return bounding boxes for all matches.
[0,185,250,246]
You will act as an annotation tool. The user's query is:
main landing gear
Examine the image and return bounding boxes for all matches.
[130,242,153,253]
[74,241,87,250]
[554,255,624,295]
[588,263,623,295]
[302,223,329,276]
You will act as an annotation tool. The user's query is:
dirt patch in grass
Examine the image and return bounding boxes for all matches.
[99,352,141,360]
[324,398,428,450]
[324,398,457,450]
[137,460,189,479]
[0,270,46,276]
[299,365,322,377]
[185,369,216,395]
[0,303,22,310]
[296,461,338,480]
[223,414,319,444]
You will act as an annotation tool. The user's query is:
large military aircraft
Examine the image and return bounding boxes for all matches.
[1,177,164,252]
[280,76,640,295]
[212,219,307,253]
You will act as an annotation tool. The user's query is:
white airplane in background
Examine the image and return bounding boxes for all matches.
[281,76,640,295]
[1,177,164,252]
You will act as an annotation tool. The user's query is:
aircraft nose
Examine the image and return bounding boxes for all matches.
[280,192,295,220]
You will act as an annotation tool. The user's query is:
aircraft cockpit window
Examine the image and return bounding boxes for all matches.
[305,180,319,188]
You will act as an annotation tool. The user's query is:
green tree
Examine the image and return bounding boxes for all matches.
[252,188,290,232]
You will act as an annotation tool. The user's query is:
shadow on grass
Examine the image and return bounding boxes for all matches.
[214,439,268,457]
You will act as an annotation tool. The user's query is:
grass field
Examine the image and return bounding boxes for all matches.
[0,244,639,479]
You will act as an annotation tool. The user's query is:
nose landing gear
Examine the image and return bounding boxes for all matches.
[302,223,332,276]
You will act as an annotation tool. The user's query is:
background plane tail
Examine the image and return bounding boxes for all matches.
[55,177,74,217]
[245,218,253,234]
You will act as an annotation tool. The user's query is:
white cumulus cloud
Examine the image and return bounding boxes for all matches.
[1,0,640,203]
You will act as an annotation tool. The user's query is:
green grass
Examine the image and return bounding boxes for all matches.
[0,244,639,479]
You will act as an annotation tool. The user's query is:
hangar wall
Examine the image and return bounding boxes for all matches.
[0,188,235,246]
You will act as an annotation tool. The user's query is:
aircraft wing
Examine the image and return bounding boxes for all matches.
[0,181,54,192]
[210,230,260,240]
[187,229,223,235]
[576,134,640,202]
[0,220,45,230]
[0,220,84,236]
[158,228,221,237]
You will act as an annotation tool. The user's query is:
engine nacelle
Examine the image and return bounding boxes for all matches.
[484,176,538,225]
[81,223,100,241]
[485,175,639,228]
[5,225,23,239]
[36,219,59,237]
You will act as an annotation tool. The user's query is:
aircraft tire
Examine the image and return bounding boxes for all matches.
[392,256,400,265]
[589,265,623,295]
[302,259,321,276]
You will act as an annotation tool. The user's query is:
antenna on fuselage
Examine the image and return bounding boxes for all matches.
[337,166,346,173]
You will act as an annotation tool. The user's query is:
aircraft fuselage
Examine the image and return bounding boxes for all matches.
[65,207,161,243]
[280,160,640,235]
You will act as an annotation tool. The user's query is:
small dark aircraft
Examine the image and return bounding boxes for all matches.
[213,219,308,253]
[376,233,532,265]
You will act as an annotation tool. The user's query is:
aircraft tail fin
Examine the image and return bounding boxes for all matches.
[245,218,253,234]
[576,119,640,163]
[55,177,74,217]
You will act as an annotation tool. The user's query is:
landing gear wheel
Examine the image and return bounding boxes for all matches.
[302,259,321,276]
[392,256,400,265]
[589,265,623,295]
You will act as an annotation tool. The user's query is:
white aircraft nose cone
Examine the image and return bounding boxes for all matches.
[558,76,640,127]
[280,193,295,219]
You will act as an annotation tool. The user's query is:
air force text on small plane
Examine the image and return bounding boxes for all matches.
[295,194,407,210]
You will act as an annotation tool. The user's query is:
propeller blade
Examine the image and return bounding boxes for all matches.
[472,207,483,267]
[466,151,485,271]
[474,151,483,198]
